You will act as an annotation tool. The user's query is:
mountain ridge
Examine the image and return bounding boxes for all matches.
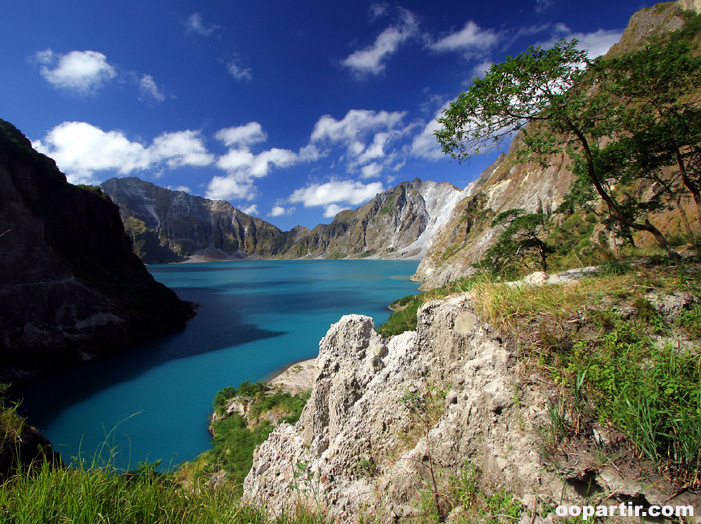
[101,176,466,263]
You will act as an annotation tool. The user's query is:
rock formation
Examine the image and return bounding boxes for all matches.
[244,286,698,522]
[0,120,194,381]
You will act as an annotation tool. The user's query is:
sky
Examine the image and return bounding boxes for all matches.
[2,0,658,231]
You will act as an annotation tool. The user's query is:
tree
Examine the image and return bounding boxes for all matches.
[482,209,552,276]
[435,40,686,258]
[593,40,701,234]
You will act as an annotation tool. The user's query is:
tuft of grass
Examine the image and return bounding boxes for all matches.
[469,263,701,484]
[0,458,328,524]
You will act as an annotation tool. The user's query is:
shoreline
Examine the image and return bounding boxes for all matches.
[265,358,317,395]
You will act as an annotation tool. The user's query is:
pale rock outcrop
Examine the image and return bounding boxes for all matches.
[244,297,574,522]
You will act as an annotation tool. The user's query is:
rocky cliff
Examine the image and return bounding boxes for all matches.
[283,179,465,260]
[244,286,697,522]
[101,177,291,263]
[0,120,194,381]
[414,0,699,289]
[101,177,464,262]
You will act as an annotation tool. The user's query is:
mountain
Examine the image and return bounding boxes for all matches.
[281,179,466,260]
[101,177,290,263]
[101,177,465,262]
[0,120,195,381]
[415,0,700,288]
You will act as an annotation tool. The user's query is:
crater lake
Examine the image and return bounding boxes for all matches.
[18,260,421,469]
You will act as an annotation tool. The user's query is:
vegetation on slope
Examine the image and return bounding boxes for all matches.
[0,381,314,523]
[183,381,310,492]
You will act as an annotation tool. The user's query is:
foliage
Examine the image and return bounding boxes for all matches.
[0,459,327,524]
[435,34,701,256]
[481,209,552,276]
[376,273,494,337]
[204,382,310,490]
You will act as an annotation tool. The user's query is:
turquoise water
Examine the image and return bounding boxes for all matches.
[19,260,420,469]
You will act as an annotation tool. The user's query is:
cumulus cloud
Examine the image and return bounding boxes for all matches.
[36,50,117,95]
[185,13,221,36]
[33,121,214,184]
[150,130,215,168]
[206,122,318,202]
[341,8,418,76]
[428,21,500,57]
[289,179,384,217]
[322,203,351,218]
[216,122,267,148]
[138,74,166,103]
[310,109,406,174]
[360,162,383,179]
[269,205,295,217]
[544,24,623,58]
[410,118,444,161]
[240,204,259,215]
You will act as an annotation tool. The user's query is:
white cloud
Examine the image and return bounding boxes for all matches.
[360,162,383,179]
[369,3,389,20]
[37,50,116,94]
[570,28,624,58]
[206,176,257,201]
[544,25,623,58]
[138,74,165,103]
[33,122,214,184]
[216,122,267,148]
[240,204,259,215]
[169,185,191,193]
[289,179,383,217]
[410,110,446,160]
[185,13,221,36]
[228,60,252,82]
[428,21,500,56]
[470,60,493,80]
[269,205,295,217]
[322,203,351,218]
[341,9,418,76]
[311,109,407,175]
[535,0,554,13]
[206,122,317,202]
[150,130,215,168]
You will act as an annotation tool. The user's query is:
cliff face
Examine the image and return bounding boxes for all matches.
[101,177,464,262]
[244,290,694,522]
[101,177,290,263]
[284,179,465,260]
[415,0,697,289]
[0,121,194,381]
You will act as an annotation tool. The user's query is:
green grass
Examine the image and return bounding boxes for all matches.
[0,459,326,524]
[469,262,701,484]
[195,381,310,491]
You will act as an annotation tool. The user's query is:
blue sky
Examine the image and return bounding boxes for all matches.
[2,0,656,230]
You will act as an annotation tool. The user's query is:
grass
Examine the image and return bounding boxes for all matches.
[0,459,327,524]
[192,381,310,491]
[0,379,318,524]
[376,273,494,337]
[469,261,701,485]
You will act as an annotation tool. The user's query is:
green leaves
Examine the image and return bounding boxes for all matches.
[435,40,590,162]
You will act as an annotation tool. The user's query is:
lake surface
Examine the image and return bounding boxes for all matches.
[18,260,420,469]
